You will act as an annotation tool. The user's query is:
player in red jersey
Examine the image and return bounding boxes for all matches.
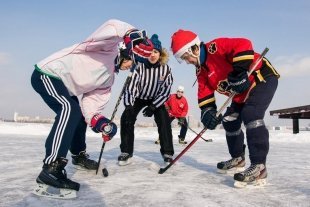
[171,29,280,188]
[154,86,189,145]
[165,86,189,144]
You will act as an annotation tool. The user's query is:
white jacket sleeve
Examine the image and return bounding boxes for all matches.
[81,19,135,52]
[81,88,112,125]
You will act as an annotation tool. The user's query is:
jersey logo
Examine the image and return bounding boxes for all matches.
[217,79,233,95]
[208,71,215,77]
[158,75,165,85]
[179,103,184,108]
[208,42,217,54]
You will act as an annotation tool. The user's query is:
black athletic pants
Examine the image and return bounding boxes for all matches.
[120,99,174,156]
[31,69,87,164]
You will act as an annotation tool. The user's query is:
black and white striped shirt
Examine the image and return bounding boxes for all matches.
[123,62,173,108]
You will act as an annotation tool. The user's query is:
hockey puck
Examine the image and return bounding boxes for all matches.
[102,168,109,177]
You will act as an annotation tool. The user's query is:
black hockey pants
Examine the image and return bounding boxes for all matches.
[222,76,278,164]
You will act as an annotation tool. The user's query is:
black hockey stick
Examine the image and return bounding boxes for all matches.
[177,120,213,142]
[95,71,134,175]
[159,47,269,174]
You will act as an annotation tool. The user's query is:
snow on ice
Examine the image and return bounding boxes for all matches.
[0,122,309,207]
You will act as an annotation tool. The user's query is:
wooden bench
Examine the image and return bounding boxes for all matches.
[270,105,310,134]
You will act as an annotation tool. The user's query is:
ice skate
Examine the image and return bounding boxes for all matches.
[233,163,267,188]
[118,153,133,166]
[162,154,173,164]
[33,183,77,199]
[217,155,245,174]
[72,151,98,170]
[33,158,80,199]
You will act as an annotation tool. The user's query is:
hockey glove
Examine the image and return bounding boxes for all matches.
[123,29,153,64]
[142,105,156,117]
[227,71,251,94]
[178,117,187,126]
[201,108,222,130]
[90,114,117,141]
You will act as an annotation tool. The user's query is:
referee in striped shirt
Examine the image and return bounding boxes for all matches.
[118,34,174,165]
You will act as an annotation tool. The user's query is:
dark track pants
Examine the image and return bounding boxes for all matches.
[31,69,87,164]
[120,99,174,156]
[222,76,278,164]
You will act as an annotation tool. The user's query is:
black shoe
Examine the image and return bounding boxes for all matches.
[36,158,80,191]
[72,151,98,170]
[162,154,173,163]
[179,139,187,144]
[178,136,187,144]
[118,153,133,166]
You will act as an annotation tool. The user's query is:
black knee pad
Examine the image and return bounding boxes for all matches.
[222,107,242,133]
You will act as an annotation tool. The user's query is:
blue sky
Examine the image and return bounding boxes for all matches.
[0,0,310,126]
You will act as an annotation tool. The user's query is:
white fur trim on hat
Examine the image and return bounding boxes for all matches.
[174,36,201,60]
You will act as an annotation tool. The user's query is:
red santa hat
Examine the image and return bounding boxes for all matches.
[171,29,200,63]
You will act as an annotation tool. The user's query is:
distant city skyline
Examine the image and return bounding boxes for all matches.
[0,0,309,127]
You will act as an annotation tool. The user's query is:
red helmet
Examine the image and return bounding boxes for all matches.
[171,29,200,63]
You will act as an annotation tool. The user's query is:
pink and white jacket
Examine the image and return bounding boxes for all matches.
[36,19,134,124]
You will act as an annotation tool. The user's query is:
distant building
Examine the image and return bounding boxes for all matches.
[13,112,54,123]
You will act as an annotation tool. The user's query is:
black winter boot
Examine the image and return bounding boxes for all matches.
[72,151,98,170]
[178,135,187,144]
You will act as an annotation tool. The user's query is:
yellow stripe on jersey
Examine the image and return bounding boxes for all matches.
[263,58,280,77]
[233,55,254,62]
[255,70,265,82]
[198,97,216,108]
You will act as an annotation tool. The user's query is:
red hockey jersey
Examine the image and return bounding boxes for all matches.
[198,37,268,109]
[165,94,188,118]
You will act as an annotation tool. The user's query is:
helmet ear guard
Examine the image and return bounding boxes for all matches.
[114,42,132,73]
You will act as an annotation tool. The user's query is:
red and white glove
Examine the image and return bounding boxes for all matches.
[123,29,153,63]
[90,114,117,141]
[132,39,153,58]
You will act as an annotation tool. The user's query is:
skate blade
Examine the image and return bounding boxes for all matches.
[234,178,267,189]
[217,166,245,175]
[33,183,77,199]
[118,158,132,166]
[179,143,187,146]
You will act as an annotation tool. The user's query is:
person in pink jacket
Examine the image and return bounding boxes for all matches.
[31,19,153,198]
[156,85,189,144]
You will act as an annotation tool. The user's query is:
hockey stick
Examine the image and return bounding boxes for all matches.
[177,120,212,142]
[95,70,134,175]
[187,125,213,143]
[158,47,269,174]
